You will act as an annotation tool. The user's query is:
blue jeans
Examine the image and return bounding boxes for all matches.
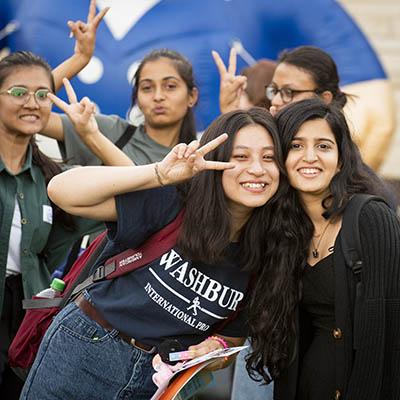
[231,339,273,400]
[20,292,157,400]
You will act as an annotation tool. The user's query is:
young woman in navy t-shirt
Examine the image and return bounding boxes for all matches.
[20,103,292,399]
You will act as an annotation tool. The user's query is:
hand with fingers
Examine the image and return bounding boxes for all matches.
[156,134,235,185]
[68,0,109,63]
[187,337,230,372]
[48,78,99,141]
[212,48,247,115]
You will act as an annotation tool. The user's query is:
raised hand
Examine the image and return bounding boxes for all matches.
[68,0,109,62]
[212,48,247,114]
[48,78,98,140]
[157,134,235,185]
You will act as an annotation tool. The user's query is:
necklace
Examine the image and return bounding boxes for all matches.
[311,219,331,258]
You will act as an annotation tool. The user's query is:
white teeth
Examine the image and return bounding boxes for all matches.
[20,115,38,121]
[299,168,319,174]
[242,183,266,188]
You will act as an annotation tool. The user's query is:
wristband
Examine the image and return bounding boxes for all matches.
[206,336,228,349]
[154,163,165,186]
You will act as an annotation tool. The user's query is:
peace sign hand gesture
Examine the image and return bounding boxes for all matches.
[48,78,98,141]
[68,0,109,62]
[157,134,235,185]
[212,48,247,114]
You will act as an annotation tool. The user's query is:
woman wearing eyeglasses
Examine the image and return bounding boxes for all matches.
[265,46,346,114]
[0,50,124,399]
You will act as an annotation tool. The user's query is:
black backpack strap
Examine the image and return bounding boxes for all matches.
[114,124,136,150]
[61,237,84,279]
[341,194,387,279]
[340,194,388,352]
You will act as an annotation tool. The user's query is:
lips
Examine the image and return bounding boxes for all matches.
[152,107,167,114]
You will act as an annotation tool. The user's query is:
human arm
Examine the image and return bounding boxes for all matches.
[342,79,396,171]
[48,78,134,167]
[345,201,400,398]
[47,133,234,221]
[212,48,247,114]
[52,0,109,92]
[42,0,109,142]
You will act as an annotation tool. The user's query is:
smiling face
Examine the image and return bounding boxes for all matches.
[285,118,340,200]
[222,124,280,223]
[0,66,53,137]
[270,62,319,113]
[136,57,197,131]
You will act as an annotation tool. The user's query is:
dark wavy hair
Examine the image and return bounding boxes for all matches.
[178,107,287,272]
[279,46,348,108]
[130,49,197,144]
[246,98,390,383]
[0,51,75,231]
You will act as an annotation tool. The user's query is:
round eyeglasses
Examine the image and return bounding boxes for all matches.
[0,86,53,107]
[265,84,321,104]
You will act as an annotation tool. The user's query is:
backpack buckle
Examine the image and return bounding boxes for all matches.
[93,265,105,281]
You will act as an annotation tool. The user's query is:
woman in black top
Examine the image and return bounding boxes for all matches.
[247,98,400,399]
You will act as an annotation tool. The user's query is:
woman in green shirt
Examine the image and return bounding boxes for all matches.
[0,49,126,399]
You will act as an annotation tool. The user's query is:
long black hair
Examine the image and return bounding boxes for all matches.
[279,46,348,108]
[246,98,390,383]
[178,107,287,272]
[131,49,197,144]
[0,51,76,231]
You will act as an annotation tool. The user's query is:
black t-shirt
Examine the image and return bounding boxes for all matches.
[88,186,250,348]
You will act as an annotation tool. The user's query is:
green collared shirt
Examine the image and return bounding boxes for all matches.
[0,145,101,313]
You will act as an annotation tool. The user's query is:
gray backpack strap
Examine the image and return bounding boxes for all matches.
[22,297,63,309]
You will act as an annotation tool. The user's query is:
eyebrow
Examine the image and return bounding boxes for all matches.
[292,136,336,144]
[8,85,52,91]
[139,76,180,84]
[234,145,275,150]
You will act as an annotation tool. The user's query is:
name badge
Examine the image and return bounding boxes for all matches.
[43,205,53,224]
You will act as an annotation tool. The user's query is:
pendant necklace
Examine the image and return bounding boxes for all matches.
[311,219,332,258]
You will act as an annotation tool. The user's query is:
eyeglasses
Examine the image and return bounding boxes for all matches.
[265,84,321,104]
[0,86,53,107]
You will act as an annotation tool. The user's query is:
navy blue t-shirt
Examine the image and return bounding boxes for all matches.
[88,185,251,348]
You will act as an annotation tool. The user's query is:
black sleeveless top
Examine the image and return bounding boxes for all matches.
[297,253,336,400]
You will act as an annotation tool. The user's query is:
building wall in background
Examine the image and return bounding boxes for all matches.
[338,0,400,178]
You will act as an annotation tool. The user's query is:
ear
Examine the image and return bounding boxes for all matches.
[321,90,333,104]
[188,87,199,107]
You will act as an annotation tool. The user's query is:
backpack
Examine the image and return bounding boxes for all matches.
[9,208,183,381]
